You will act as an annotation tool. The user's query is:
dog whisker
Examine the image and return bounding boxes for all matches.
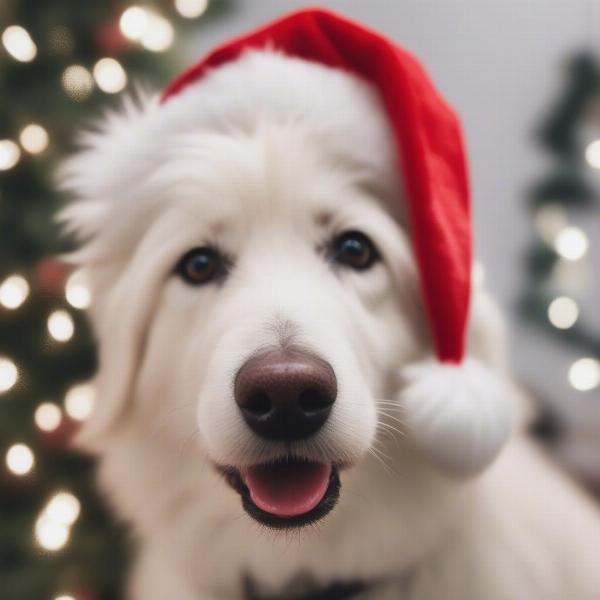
[367,449,396,479]
[376,411,407,428]
[376,421,406,447]
[377,420,406,436]
[367,441,399,479]
[375,398,407,413]
[375,428,400,452]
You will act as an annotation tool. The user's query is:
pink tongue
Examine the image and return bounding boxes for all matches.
[242,462,331,518]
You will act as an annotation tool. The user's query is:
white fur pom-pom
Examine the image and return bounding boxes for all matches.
[399,358,512,477]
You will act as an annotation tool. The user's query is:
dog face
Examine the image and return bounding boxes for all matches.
[60,51,427,529]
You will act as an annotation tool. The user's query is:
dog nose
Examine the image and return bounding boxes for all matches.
[234,349,337,441]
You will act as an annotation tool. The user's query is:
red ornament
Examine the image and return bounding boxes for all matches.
[96,22,129,55]
[35,257,69,294]
[35,412,79,450]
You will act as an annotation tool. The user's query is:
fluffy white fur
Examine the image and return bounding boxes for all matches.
[59,51,600,599]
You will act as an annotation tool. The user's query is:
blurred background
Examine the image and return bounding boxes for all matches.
[0,1,599,598]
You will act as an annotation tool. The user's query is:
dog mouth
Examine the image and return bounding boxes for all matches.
[219,458,341,529]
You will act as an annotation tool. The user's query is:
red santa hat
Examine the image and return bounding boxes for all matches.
[161,7,511,476]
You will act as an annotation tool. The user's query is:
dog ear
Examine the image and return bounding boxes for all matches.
[79,268,148,448]
[71,232,178,451]
[55,90,162,450]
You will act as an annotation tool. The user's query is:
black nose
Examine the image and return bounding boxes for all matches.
[234,349,337,441]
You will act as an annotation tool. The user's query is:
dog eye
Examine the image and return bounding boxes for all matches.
[330,231,379,271]
[175,247,226,285]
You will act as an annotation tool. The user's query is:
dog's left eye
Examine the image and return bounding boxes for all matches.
[330,230,379,271]
[175,247,226,285]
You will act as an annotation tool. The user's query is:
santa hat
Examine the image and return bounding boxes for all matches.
[161,7,511,476]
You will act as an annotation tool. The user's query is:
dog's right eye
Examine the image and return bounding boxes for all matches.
[329,230,379,271]
[175,247,226,286]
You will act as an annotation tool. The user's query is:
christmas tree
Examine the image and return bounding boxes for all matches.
[0,2,234,598]
[523,52,600,478]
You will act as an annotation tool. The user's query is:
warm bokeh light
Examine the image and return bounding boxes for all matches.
[35,514,70,551]
[19,123,49,154]
[0,139,21,171]
[141,13,174,52]
[55,595,76,600]
[61,65,94,101]
[120,6,149,40]
[35,492,81,552]
[65,271,92,309]
[584,139,600,169]
[0,274,29,309]
[554,226,588,261]
[568,358,600,392]
[64,383,95,421]
[2,25,37,62]
[5,443,35,476]
[0,357,18,393]
[175,0,209,19]
[47,310,75,342]
[119,7,173,51]
[34,403,63,432]
[93,57,127,93]
[46,492,81,526]
[547,296,579,330]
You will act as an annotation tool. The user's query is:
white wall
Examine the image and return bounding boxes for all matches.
[180,1,599,415]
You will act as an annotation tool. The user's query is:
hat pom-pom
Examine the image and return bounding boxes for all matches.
[399,358,512,477]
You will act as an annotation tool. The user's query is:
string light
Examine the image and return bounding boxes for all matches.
[547,296,579,329]
[19,124,49,154]
[47,310,75,342]
[568,358,600,392]
[585,139,600,169]
[120,6,149,40]
[141,13,174,52]
[45,492,81,526]
[93,57,127,94]
[64,383,95,421]
[553,226,588,261]
[35,491,80,552]
[175,0,209,19]
[119,7,173,52]
[2,25,37,62]
[34,403,63,432]
[0,274,29,309]
[62,65,94,101]
[35,514,70,551]
[5,443,35,476]
[0,139,21,171]
[65,271,91,309]
[0,357,18,393]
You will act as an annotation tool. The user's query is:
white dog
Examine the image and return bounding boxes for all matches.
[59,40,600,600]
